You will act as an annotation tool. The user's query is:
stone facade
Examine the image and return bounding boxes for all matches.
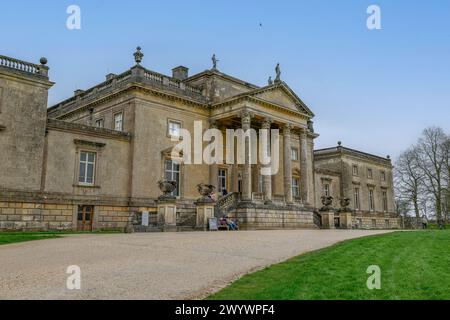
[0,51,400,232]
[314,145,398,229]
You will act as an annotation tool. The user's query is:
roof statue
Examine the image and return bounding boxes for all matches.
[212,54,219,70]
[275,63,281,83]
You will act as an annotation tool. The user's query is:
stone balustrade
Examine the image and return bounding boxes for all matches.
[215,192,239,218]
[0,55,48,77]
[48,66,205,118]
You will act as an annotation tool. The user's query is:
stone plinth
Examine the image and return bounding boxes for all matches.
[233,205,316,230]
[195,199,215,231]
[157,199,177,232]
[321,210,335,229]
[339,211,353,229]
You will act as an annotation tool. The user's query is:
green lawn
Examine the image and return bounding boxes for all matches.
[209,231,450,300]
[0,230,122,246]
[0,232,62,245]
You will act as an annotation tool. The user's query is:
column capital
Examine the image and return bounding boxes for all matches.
[299,127,308,137]
[283,123,292,135]
[209,120,218,129]
[261,117,272,129]
[241,109,253,125]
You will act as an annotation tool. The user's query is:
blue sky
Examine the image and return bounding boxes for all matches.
[1,0,449,158]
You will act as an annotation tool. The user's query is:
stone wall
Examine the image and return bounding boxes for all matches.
[0,202,74,231]
[352,215,400,230]
[0,199,198,231]
[231,206,317,230]
[0,65,53,191]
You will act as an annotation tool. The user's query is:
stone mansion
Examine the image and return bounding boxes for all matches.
[0,49,399,231]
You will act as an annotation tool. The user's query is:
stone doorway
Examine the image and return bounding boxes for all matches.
[334,217,340,229]
[77,205,94,231]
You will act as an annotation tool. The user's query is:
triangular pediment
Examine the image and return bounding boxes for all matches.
[250,83,314,117]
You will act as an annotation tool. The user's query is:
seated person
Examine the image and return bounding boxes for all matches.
[219,216,229,230]
[228,218,239,231]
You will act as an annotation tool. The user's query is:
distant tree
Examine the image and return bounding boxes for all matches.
[394,146,424,220]
[415,127,447,222]
[443,134,450,222]
[394,198,410,229]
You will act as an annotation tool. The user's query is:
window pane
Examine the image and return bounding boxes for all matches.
[165,161,172,171]
[88,153,95,163]
[169,121,181,136]
[80,152,87,162]
[115,113,123,130]
[86,163,94,183]
[79,163,86,182]
[85,213,91,221]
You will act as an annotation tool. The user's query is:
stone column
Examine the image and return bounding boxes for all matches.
[209,121,219,191]
[299,129,310,204]
[261,118,273,204]
[241,111,252,202]
[283,124,293,204]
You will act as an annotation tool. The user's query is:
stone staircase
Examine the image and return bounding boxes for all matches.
[215,192,239,218]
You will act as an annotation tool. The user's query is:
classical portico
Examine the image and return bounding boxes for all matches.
[209,104,316,210]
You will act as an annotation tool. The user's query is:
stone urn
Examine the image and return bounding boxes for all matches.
[196,183,215,203]
[319,196,334,212]
[157,180,177,200]
[338,197,352,213]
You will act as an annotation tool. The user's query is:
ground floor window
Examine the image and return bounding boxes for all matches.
[323,184,330,197]
[238,173,242,193]
[218,169,227,194]
[292,178,300,198]
[369,189,375,212]
[77,205,94,231]
[372,219,377,229]
[382,191,388,212]
[79,151,96,185]
[165,160,180,197]
[354,187,360,210]
[385,219,390,228]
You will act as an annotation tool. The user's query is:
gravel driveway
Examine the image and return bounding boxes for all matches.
[0,230,393,300]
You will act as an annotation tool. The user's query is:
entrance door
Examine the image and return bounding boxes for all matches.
[334,217,340,229]
[237,173,242,194]
[77,205,94,231]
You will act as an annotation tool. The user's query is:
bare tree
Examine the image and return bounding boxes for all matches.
[394,146,424,221]
[443,134,450,222]
[416,127,448,222]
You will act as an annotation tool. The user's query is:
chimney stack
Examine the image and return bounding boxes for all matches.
[172,66,189,81]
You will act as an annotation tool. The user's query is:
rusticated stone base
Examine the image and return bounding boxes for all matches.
[0,202,74,231]
[0,201,156,232]
[230,205,317,230]
[353,215,400,230]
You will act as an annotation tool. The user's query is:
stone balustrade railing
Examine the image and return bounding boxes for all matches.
[0,55,48,77]
[49,66,205,118]
[144,69,202,94]
[215,192,239,218]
